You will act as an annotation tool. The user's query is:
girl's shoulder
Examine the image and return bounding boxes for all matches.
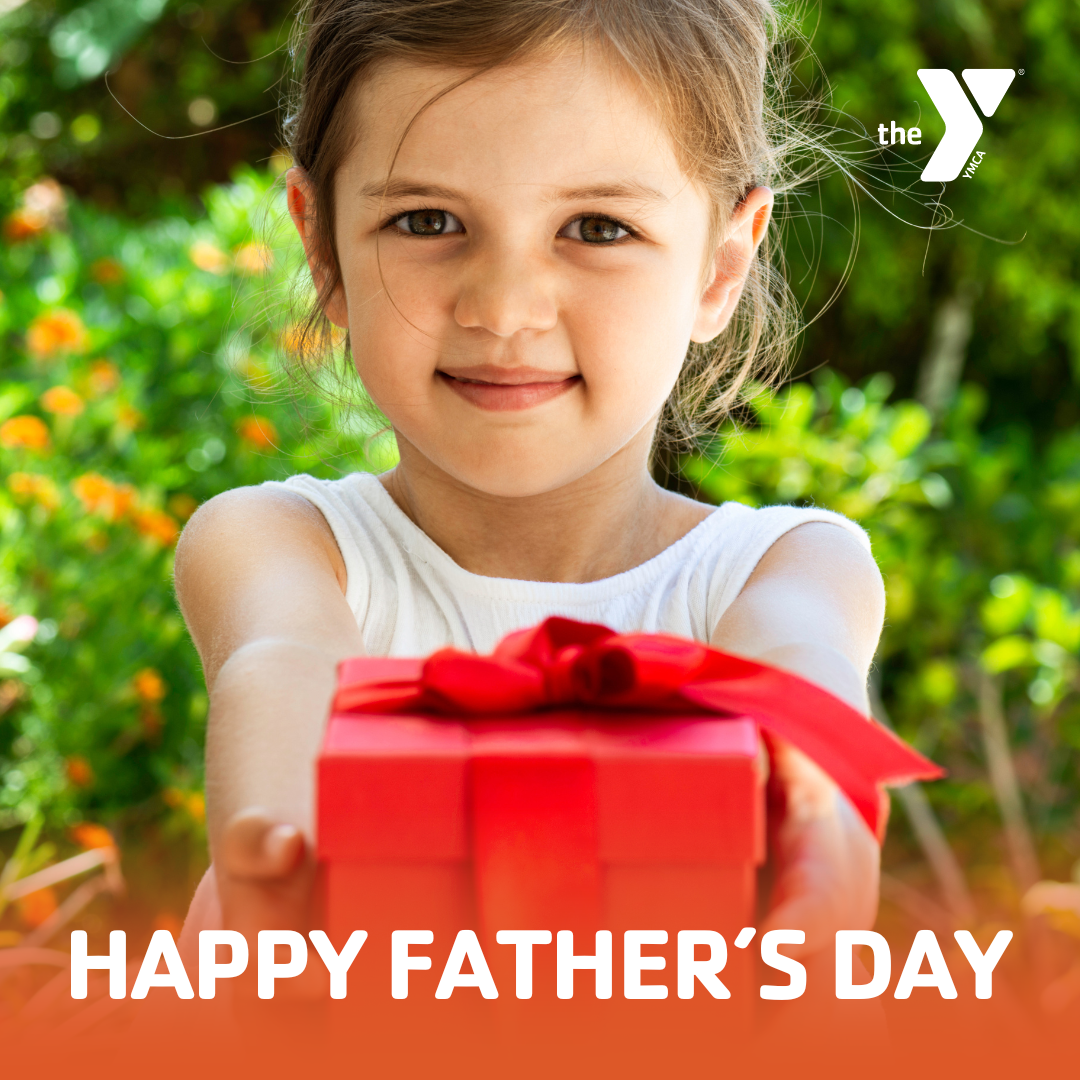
[256,471,411,617]
[261,470,387,528]
[704,498,870,550]
[677,498,872,629]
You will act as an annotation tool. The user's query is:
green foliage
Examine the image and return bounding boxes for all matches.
[682,374,1080,868]
[783,0,1080,435]
[0,168,390,837]
[0,0,295,214]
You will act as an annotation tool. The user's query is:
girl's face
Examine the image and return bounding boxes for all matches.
[292,50,770,498]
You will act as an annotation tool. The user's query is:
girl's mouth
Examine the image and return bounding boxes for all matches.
[437,367,582,412]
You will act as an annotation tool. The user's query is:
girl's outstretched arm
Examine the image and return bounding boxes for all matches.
[710,521,887,956]
[174,487,363,934]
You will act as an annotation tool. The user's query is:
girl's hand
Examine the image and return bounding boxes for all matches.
[761,738,882,956]
[709,521,888,955]
[217,809,313,936]
[214,809,333,1001]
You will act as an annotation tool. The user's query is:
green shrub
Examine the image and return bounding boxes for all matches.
[683,374,1080,873]
[0,167,391,839]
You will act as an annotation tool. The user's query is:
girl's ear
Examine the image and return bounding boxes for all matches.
[286,166,350,329]
[690,185,774,344]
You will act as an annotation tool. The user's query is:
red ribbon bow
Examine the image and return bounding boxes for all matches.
[334,617,943,837]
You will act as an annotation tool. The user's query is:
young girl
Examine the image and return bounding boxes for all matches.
[176,0,883,956]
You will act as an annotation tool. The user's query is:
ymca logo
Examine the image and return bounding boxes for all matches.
[915,69,1016,182]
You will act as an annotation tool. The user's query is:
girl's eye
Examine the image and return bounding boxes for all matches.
[390,209,464,236]
[560,216,631,244]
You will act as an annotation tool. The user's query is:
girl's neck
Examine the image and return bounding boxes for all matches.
[381,429,711,584]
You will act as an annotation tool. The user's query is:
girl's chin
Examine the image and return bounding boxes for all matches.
[421,444,610,500]
[387,404,657,498]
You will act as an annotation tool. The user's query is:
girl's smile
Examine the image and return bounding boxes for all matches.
[437,366,582,411]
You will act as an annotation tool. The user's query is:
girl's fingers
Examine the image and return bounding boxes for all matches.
[220,808,305,880]
[218,813,317,944]
[761,892,836,957]
[764,800,881,956]
[263,822,305,874]
[763,837,851,954]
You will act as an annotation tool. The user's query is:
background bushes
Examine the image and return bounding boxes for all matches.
[1,0,1078,942]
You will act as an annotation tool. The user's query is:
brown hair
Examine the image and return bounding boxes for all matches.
[284,0,808,444]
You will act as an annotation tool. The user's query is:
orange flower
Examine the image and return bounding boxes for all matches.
[279,321,347,358]
[66,755,94,787]
[115,404,144,430]
[71,473,136,521]
[237,415,278,449]
[279,323,302,351]
[133,508,180,547]
[8,471,60,510]
[71,822,115,850]
[133,668,167,704]
[16,887,58,929]
[0,679,25,715]
[2,178,66,243]
[71,473,114,514]
[3,208,48,243]
[27,309,88,359]
[234,242,273,276]
[41,385,85,417]
[0,415,50,451]
[163,787,205,823]
[189,240,229,274]
[278,322,317,359]
[167,493,198,521]
[90,258,124,285]
[87,359,121,397]
[113,484,138,519]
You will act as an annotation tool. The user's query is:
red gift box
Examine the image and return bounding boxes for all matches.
[316,619,940,1004]
[319,661,766,940]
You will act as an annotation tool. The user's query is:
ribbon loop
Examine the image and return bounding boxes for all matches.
[423,650,546,714]
[334,617,944,837]
[584,645,637,700]
[542,644,581,704]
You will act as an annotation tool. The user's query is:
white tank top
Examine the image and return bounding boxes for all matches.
[266,472,870,657]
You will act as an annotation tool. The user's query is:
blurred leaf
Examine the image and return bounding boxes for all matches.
[981,635,1035,674]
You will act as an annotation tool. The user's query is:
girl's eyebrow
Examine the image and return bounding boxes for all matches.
[359,180,463,202]
[547,181,668,205]
[358,178,668,205]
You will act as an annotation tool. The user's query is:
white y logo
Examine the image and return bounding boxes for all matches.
[917,69,1016,182]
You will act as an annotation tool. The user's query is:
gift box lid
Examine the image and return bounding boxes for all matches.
[319,659,765,867]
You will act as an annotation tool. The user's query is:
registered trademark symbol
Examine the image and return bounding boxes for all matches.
[1018,69,1025,74]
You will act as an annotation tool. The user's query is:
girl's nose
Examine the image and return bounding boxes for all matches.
[453,250,559,338]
